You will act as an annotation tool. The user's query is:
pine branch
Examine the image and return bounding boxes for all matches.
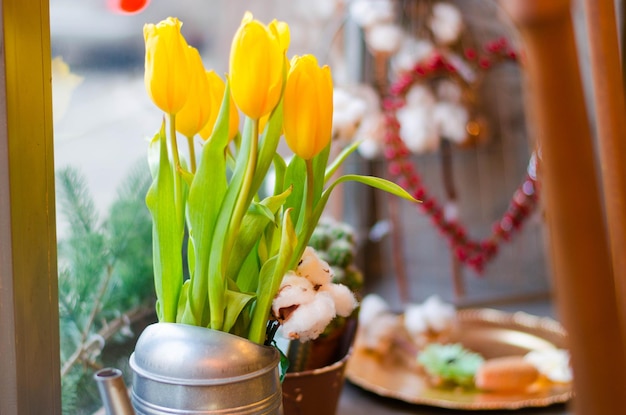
[56,166,99,235]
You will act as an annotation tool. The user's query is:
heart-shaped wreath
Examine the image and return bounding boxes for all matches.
[381,39,540,274]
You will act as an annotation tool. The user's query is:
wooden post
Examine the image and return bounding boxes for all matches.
[499,1,626,414]
[582,0,626,344]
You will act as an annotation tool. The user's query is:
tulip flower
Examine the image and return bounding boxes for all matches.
[199,71,239,141]
[229,12,287,119]
[283,54,333,160]
[144,17,191,114]
[176,46,212,139]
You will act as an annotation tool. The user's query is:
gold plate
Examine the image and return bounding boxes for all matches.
[345,308,574,410]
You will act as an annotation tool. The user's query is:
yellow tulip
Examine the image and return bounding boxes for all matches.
[144,17,191,114]
[199,71,239,141]
[283,55,333,160]
[176,46,212,137]
[229,12,288,120]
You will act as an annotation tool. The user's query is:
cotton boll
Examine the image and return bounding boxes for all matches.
[355,114,384,159]
[443,201,459,221]
[429,2,463,45]
[358,293,390,325]
[332,88,368,140]
[404,303,429,335]
[433,102,469,144]
[397,105,440,153]
[320,283,358,317]
[421,295,456,332]
[360,313,401,354]
[405,84,436,108]
[272,272,316,318]
[349,0,395,28]
[366,23,404,55]
[357,137,382,159]
[279,291,337,342]
[391,38,435,74]
[524,349,573,383]
[296,247,333,287]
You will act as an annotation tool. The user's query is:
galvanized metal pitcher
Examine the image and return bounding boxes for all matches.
[95,322,283,415]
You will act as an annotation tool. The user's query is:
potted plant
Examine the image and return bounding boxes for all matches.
[280,217,363,415]
[102,11,415,414]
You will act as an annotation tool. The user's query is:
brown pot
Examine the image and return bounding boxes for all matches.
[281,318,357,415]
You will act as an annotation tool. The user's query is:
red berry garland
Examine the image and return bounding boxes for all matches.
[382,39,539,274]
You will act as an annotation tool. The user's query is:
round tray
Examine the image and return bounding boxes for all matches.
[345,308,573,410]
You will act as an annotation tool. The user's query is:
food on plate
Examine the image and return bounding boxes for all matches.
[475,356,540,392]
[417,343,484,388]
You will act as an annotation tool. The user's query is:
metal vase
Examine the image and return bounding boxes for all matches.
[129,322,282,415]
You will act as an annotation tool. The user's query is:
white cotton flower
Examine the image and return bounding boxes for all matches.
[358,293,391,325]
[360,313,401,354]
[357,138,382,159]
[365,23,404,55]
[296,247,332,287]
[349,0,395,28]
[429,2,464,45]
[421,295,456,332]
[354,113,384,158]
[443,201,459,221]
[272,272,316,318]
[524,349,573,383]
[397,105,440,153]
[404,304,429,335]
[391,38,435,74]
[405,84,436,108]
[278,291,337,342]
[403,295,456,335]
[333,88,368,140]
[433,102,469,144]
[320,283,358,317]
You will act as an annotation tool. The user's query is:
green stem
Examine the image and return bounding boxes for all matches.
[290,159,315,269]
[168,113,184,321]
[186,135,197,173]
[224,118,259,261]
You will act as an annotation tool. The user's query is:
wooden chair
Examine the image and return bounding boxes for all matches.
[499,0,626,413]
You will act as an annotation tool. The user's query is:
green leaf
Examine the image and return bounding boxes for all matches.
[223,288,256,333]
[283,156,306,232]
[312,141,331,203]
[324,140,361,183]
[145,121,183,322]
[182,82,233,326]
[176,280,190,323]
[206,115,257,330]
[226,187,293,281]
[329,174,417,202]
[234,247,261,293]
[251,99,284,196]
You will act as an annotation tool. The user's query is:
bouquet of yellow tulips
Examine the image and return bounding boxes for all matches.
[142,12,414,345]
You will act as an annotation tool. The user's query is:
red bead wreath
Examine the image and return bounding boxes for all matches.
[382,38,539,274]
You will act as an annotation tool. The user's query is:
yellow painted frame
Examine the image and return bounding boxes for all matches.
[0,0,61,413]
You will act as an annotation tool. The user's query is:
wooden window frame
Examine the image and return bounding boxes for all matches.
[0,0,61,413]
